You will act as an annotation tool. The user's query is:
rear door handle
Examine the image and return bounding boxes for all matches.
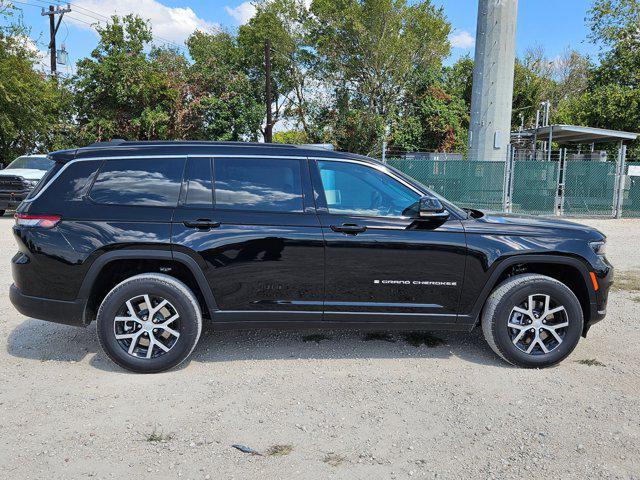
[183,219,221,230]
[330,224,367,234]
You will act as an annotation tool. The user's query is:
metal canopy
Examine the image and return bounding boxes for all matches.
[513,124,638,144]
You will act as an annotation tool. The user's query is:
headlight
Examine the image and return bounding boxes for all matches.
[590,241,607,256]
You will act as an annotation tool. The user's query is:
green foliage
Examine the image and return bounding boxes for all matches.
[444,56,474,106]
[559,0,640,157]
[0,21,74,164]
[74,15,177,142]
[273,130,308,144]
[186,30,263,141]
[4,0,640,163]
[309,0,452,154]
[238,0,314,138]
[393,72,469,154]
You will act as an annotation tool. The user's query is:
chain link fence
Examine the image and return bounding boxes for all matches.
[389,155,640,218]
[387,159,505,211]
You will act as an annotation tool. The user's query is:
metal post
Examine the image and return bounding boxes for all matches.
[508,145,515,213]
[614,141,627,218]
[558,148,567,216]
[547,126,553,162]
[532,110,540,160]
[502,148,513,213]
[502,145,514,212]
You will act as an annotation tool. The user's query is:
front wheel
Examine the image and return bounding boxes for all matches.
[96,273,202,373]
[481,274,583,368]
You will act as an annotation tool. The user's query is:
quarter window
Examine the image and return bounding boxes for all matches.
[317,161,420,217]
[184,157,213,208]
[214,157,304,212]
[90,158,185,207]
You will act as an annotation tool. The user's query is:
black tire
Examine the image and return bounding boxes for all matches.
[96,273,202,373]
[481,274,583,368]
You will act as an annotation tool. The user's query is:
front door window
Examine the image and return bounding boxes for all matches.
[317,160,421,217]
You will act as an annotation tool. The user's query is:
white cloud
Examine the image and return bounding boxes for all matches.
[13,35,49,71]
[225,1,257,25]
[67,0,218,45]
[225,0,312,25]
[449,30,475,49]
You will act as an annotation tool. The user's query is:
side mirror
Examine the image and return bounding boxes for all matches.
[419,196,450,220]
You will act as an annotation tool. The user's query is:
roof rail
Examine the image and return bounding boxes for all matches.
[87,139,127,147]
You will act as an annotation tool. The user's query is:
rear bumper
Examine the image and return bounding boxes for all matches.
[10,284,86,327]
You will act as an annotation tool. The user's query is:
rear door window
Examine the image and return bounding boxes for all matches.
[214,157,304,213]
[90,158,185,207]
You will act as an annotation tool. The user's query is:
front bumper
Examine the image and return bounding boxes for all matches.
[584,262,613,335]
[0,192,28,210]
[10,284,86,327]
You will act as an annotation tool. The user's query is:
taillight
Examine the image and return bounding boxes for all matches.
[14,213,61,228]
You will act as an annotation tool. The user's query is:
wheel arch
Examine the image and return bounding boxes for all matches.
[469,254,595,328]
[79,250,217,325]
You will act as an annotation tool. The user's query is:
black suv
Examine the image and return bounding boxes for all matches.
[9,141,613,373]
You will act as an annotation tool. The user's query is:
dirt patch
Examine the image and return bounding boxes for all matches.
[266,444,294,456]
[611,269,640,292]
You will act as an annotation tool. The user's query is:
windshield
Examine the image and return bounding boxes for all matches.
[384,163,469,218]
[6,156,55,171]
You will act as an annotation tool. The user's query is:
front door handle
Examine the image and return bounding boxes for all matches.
[183,219,221,230]
[330,224,367,235]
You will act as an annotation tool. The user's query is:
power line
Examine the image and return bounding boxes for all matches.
[10,0,187,52]
[6,0,42,9]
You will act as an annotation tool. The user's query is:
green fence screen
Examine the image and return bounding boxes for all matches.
[622,163,640,217]
[388,159,505,211]
[563,160,616,216]
[388,158,637,218]
[511,161,559,215]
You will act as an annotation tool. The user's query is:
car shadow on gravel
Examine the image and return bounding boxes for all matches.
[7,318,508,371]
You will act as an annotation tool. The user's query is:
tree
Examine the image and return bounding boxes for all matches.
[74,15,178,142]
[392,68,468,154]
[308,0,451,155]
[237,0,313,141]
[444,56,474,108]
[0,5,74,164]
[186,30,263,141]
[559,0,640,156]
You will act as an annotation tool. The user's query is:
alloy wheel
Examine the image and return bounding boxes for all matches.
[113,294,181,359]
[507,294,569,355]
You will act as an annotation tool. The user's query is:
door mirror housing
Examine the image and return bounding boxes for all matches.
[419,196,450,220]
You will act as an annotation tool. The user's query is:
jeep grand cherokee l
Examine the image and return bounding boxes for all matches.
[9,141,613,373]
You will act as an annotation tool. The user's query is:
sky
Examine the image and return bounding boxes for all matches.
[2,0,601,75]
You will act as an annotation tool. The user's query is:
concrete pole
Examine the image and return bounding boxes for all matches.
[468,0,519,161]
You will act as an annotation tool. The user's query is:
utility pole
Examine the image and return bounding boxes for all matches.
[264,39,273,143]
[41,4,71,75]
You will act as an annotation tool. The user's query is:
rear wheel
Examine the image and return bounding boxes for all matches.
[481,274,583,368]
[96,273,202,373]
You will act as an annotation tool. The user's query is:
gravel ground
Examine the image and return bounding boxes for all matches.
[1,215,639,480]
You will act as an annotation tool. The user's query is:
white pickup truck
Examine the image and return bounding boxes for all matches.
[0,155,54,216]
